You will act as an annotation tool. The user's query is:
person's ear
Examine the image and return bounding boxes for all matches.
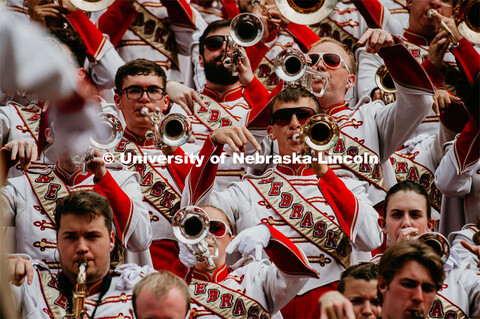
[199,55,204,68]
[427,218,435,231]
[45,127,54,144]
[378,217,386,233]
[114,93,122,109]
[267,126,276,140]
[346,74,356,89]
[378,277,387,294]
[109,231,115,252]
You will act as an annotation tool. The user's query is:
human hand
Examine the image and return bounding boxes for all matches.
[432,88,461,116]
[397,227,420,242]
[3,140,38,170]
[9,256,34,286]
[357,28,395,54]
[319,291,355,319]
[179,242,197,269]
[226,224,270,260]
[460,240,480,268]
[87,148,107,179]
[28,0,62,27]
[237,47,254,87]
[428,31,450,69]
[312,151,329,179]
[165,81,207,116]
[210,126,261,152]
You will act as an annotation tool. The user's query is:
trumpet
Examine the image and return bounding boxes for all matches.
[72,112,124,173]
[274,48,329,97]
[275,0,337,25]
[67,260,88,319]
[374,64,396,104]
[454,0,480,44]
[427,9,459,45]
[141,107,193,149]
[418,232,450,264]
[292,114,340,155]
[172,206,218,270]
[69,0,115,12]
[223,13,264,76]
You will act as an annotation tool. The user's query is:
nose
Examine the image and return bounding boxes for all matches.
[289,114,301,129]
[411,285,425,303]
[138,90,150,103]
[430,0,442,8]
[361,301,374,317]
[76,237,89,255]
[400,214,413,228]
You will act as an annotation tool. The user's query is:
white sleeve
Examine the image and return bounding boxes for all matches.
[85,37,125,90]
[355,47,383,101]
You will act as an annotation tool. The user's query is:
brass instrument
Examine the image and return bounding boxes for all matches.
[454,0,480,44]
[374,64,396,104]
[292,114,340,155]
[427,9,459,45]
[252,0,273,19]
[67,260,88,318]
[172,206,218,270]
[418,232,450,264]
[140,107,193,149]
[274,48,330,97]
[223,13,264,76]
[275,0,337,25]
[72,112,123,173]
[69,0,115,12]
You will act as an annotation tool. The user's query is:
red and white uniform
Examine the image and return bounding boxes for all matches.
[0,165,152,271]
[186,225,318,319]
[448,224,480,271]
[112,129,193,270]
[97,0,208,83]
[435,116,480,234]
[15,261,154,319]
[182,137,382,317]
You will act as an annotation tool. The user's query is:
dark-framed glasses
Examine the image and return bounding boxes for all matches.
[121,86,166,101]
[209,219,233,238]
[204,35,229,51]
[308,52,351,74]
[271,107,316,126]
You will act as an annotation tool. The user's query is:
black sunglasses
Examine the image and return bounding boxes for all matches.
[204,35,229,51]
[271,107,316,126]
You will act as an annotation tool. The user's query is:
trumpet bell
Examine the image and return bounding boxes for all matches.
[69,0,115,12]
[172,206,210,245]
[276,0,337,25]
[160,114,192,147]
[230,13,264,47]
[455,0,480,44]
[274,48,307,82]
[375,64,396,104]
[418,232,450,263]
[303,114,339,152]
[90,112,124,150]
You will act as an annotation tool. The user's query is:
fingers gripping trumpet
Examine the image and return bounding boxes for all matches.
[172,206,218,270]
[292,114,340,156]
[140,107,193,149]
[427,9,459,45]
[274,48,329,97]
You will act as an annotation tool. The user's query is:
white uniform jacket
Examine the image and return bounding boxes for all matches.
[182,138,382,294]
[1,165,152,271]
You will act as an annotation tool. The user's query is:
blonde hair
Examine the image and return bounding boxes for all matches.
[310,38,357,76]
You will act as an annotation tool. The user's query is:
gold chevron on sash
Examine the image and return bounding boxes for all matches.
[332,132,386,192]
[25,170,84,225]
[113,139,181,223]
[12,102,42,142]
[130,1,179,69]
[190,279,270,319]
[428,295,467,319]
[391,152,442,211]
[39,271,68,319]
[249,172,352,268]
[193,94,240,132]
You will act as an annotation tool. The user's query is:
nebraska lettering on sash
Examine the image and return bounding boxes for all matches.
[193,95,239,133]
[113,141,181,223]
[250,172,352,268]
[332,132,386,192]
[190,279,270,319]
[129,1,179,68]
[429,295,466,319]
[39,271,68,319]
[391,153,441,211]
[12,101,42,142]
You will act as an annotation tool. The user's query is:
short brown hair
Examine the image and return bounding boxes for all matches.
[268,86,321,124]
[379,241,445,290]
[310,38,357,76]
[115,58,167,92]
[55,191,113,234]
[133,271,191,317]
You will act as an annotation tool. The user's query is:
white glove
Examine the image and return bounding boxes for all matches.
[226,224,270,261]
[179,242,197,269]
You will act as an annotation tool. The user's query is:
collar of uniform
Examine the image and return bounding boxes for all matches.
[325,102,347,116]
[202,85,243,102]
[86,277,103,296]
[55,163,92,186]
[192,264,229,283]
[403,28,430,46]
[123,127,153,147]
[277,163,315,176]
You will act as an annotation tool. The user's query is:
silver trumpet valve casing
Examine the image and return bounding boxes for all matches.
[274,48,330,97]
[172,206,218,270]
[141,107,193,149]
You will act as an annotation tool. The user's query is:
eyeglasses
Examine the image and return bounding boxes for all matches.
[209,219,233,238]
[308,52,351,74]
[271,107,316,126]
[204,35,229,51]
[120,86,165,101]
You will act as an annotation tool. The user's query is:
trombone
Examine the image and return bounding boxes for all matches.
[172,206,218,270]
[274,48,330,97]
[223,13,264,76]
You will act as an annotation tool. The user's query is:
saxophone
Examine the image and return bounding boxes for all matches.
[67,260,88,319]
